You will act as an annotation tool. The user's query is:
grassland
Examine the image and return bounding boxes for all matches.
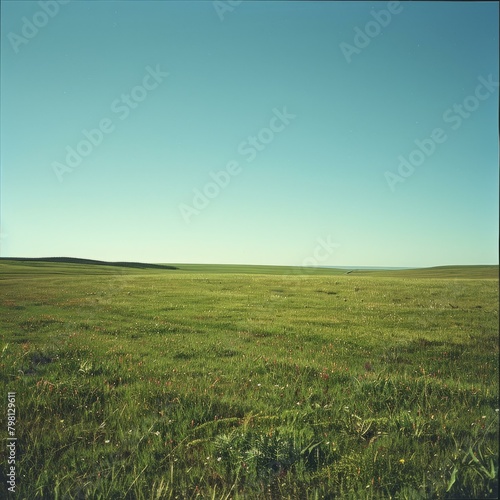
[0,260,498,499]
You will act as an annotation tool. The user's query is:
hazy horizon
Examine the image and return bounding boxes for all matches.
[1,1,498,268]
[1,256,498,272]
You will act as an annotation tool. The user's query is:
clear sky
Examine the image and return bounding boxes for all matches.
[1,1,498,267]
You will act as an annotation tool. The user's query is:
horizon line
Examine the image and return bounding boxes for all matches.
[0,256,498,270]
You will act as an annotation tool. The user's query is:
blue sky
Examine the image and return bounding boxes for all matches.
[1,1,498,267]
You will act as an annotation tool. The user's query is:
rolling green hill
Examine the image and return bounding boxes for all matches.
[346,265,499,280]
[0,258,497,279]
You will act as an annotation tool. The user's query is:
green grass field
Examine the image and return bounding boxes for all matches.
[0,260,498,499]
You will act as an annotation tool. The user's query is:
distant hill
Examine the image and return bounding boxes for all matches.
[165,263,499,278]
[0,257,178,270]
[348,265,499,279]
[0,259,497,278]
